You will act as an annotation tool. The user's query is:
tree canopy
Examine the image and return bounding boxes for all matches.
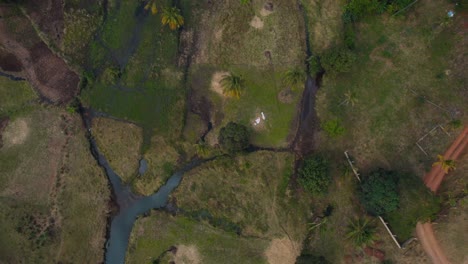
[298,156,330,194]
[218,122,250,153]
[359,168,399,216]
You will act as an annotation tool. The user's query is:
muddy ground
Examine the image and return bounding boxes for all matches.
[0,4,78,104]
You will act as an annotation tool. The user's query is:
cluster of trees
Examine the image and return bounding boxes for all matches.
[298,155,331,194]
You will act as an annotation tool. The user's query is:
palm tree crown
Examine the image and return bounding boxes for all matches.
[433,154,456,174]
[283,68,306,90]
[342,90,358,106]
[346,218,377,248]
[220,73,245,99]
[162,7,184,30]
[144,0,158,15]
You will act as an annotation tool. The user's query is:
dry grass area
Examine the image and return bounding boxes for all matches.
[172,151,310,239]
[302,0,344,53]
[92,117,143,182]
[173,244,202,264]
[0,107,109,263]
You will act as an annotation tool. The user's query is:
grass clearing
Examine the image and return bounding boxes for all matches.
[173,151,310,239]
[187,0,307,147]
[126,212,269,264]
[92,117,143,182]
[0,77,37,118]
[0,106,109,263]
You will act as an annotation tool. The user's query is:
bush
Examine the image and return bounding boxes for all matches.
[307,55,323,76]
[320,48,356,74]
[384,174,441,241]
[322,119,345,138]
[359,169,399,216]
[298,156,330,194]
[343,0,380,22]
[218,122,250,153]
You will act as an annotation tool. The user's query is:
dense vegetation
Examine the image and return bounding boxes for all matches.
[218,122,250,153]
[298,156,331,194]
[359,169,400,216]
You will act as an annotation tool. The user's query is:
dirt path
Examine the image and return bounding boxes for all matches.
[416,126,467,264]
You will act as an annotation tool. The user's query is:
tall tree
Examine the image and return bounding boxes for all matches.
[161,6,184,30]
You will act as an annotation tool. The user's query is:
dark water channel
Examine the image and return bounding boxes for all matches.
[81,108,203,264]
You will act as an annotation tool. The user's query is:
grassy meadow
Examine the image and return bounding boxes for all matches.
[0,103,110,263]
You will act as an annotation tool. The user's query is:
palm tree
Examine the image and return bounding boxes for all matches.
[283,68,306,90]
[220,73,245,98]
[144,0,158,15]
[433,154,456,174]
[346,218,377,248]
[161,6,184,30]
[339,90,358,106]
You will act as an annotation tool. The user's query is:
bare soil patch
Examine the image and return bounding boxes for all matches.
[172,245,202,264]
[2,118,29,147]
[0,6,79,103]
[0,117,9,148]
[265,237,301,264]
[24,0,65,47]
[250,16,264,29]
[210,71,229,97]
[0,49,22,72]
[278,87,294,104]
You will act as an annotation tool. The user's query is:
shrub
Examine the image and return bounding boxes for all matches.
[320,48,356,74]
[322,119,345,138]
[359,169,399,216]
[218,122,250,153]
[298,156,330,194]
[343,0,380,22]
[346,217,377,247]
[384,174,441,241]
[307,55,323,76]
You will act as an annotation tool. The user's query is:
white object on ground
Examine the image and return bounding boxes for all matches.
[447,10,455,17]
[255,117,261,124]
[261,112,266,120]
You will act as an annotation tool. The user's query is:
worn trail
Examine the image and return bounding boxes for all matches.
[417,126,467,264]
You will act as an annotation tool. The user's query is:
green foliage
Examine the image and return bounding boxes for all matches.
[298,156,331,194]
[195,141,210,158]
[220,73,245,98]
[307,55,323,76]
[161,6,184,30]
[320,48,356,74]
[283,68,307,90]
[449,119,462,129]
[322,119,345,138]
[218,122,250,153]
[359,169,399,216]
[385,174,441,241]
[240,0,250,4]
[346,217,377,247]
[296,254,330,264]
[343,0,380,22]
[344,23,356,50]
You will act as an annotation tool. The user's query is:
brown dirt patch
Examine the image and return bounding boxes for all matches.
[0,6,79,103]
[172,245,202,264]
[250,16,264,29]
[210,71,229,97]
[2,118,29,147]
[24,0,65,47]
[0,49,22,72]
[278,87,294,104]
[265,237,301,264]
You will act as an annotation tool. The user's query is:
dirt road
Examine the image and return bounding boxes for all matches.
[416,127,468,264]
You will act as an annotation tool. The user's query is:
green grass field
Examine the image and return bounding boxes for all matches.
[127,212,270,264]
[0,77,37,118]
[81,0,185,138]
